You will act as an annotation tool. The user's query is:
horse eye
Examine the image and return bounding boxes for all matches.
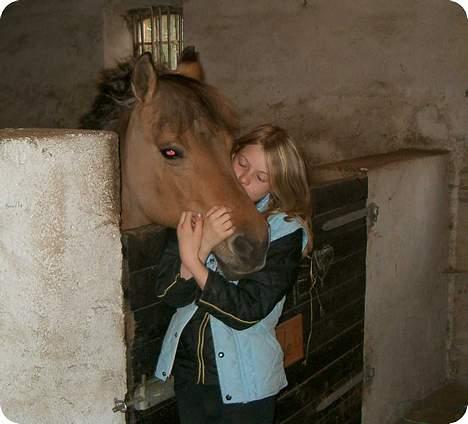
[160,147,183,160]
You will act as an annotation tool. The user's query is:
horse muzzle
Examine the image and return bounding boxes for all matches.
[214,233,270,280]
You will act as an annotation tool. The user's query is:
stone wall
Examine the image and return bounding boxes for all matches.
[0,1,105,129]
[364,153,449,423]
[0,129,125,424]
[183,0,468,164]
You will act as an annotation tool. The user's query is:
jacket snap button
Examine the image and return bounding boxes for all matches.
[174,332,178,337]
[162,371,166,376]
[225,395,232,401]
[218,352,224,358]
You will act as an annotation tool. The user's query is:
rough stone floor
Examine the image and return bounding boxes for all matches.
[397,381,468,424]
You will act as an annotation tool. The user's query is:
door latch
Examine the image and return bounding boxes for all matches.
[113,374,175,413]
[322,202,379,231]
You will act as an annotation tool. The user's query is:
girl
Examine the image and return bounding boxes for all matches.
[154,124,313,424]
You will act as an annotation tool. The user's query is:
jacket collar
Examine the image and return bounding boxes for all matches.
[256,193,308,252]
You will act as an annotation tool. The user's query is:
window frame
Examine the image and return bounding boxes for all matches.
[128,6,184,70]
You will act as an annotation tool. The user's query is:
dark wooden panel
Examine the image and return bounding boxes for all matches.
[278,273,365,423]
[311,177,367,215]
[285,318,364,389]
[284,274,366,327]
[122,225,168,273]
[280,384,362,424]
[313,200,368,244]
[130,337,164,387]
[313,221,368,260]
[295,250,366,304]
[276,347,363,421]
[320,250,366,293]
[288,297,364,370]
[129,398,179,424]
[122,176,368,423]
[306,296,365,350]
[132,301,175,346]
[126,267,161,311]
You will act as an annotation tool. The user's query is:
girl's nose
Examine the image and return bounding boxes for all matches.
[238,172,250,185]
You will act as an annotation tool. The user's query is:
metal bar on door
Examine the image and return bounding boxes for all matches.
[150,7,155,60]
[158,7,163,64]
[167,7,171,68]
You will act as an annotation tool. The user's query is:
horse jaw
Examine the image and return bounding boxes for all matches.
[120,182,153,230]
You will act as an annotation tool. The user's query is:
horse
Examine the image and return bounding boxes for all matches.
[80,47,268,278]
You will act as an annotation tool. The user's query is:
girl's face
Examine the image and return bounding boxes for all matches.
[232,144,271,202]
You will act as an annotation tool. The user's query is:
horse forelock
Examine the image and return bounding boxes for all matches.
[80,59,239,143]
[152,74,239,137]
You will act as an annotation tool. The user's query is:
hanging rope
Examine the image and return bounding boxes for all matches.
[302,244,334,365]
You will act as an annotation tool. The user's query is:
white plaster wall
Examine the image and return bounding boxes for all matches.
[0,0,105,129]
[183,0,468,164]
[448,146,468,383]
[0,129,125,424]
[0,0,183,129]
[363,154,450,423]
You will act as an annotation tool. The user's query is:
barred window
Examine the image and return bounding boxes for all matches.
[129,6,183,70]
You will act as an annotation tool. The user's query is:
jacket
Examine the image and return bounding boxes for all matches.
[154,207,307,403]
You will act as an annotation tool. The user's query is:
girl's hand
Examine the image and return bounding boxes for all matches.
[199,206,236,262]
[177,211,203,274]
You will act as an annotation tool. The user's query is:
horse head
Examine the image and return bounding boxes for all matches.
[120,48,268,278]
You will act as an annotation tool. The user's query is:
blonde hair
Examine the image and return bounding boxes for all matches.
[232,124,313,255]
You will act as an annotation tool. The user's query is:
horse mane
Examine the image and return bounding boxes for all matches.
[80,58,136,131]
[80,57,239,136]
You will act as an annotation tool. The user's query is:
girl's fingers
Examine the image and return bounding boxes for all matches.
[192,212,203,227]
[177,211,186,228]
[223,220,235,231]
[183,211,192,227]
[206,206,220,217]
[218,214,232,225]
[226,226,235,237]
[194,214,203,238]
[208,211,231,223]
[179,211,198,231]
[214,207,231,218]
[210,206,232,219]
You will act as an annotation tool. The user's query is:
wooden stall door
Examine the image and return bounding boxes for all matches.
[120,176,368,423]
[276,176,367,423]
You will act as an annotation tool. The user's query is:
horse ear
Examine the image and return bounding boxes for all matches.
[175,46,205,81]
[131,53,158,103]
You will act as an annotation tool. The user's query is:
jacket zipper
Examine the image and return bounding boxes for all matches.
[196,313,210,384]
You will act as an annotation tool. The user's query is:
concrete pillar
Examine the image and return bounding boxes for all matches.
[0,129,126,424]
[449,145,468,383]
[363,154,450,423]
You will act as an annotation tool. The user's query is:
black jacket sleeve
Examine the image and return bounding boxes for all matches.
[196,229,303,330]
[155,229,201,308]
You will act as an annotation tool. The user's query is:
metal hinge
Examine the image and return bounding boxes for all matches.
[113,375,175,413]
[322,202,379,231]
[364,365,375,384]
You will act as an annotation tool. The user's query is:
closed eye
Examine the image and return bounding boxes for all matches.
[238,155,248,167]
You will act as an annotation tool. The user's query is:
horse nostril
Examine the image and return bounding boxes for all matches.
[224,234,269,274]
